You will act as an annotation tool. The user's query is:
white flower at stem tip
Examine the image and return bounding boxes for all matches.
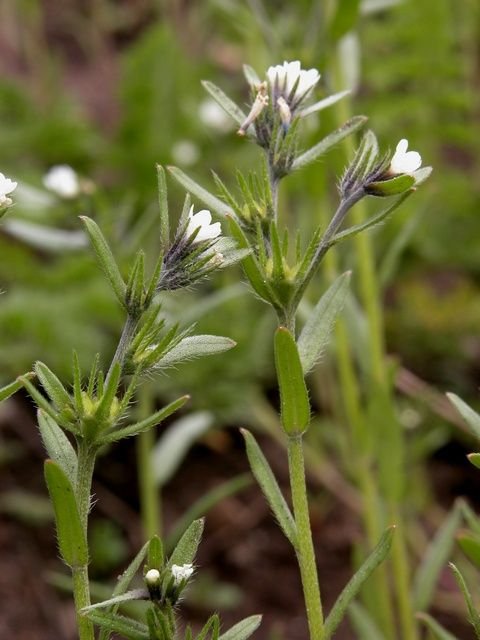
[389,139,422,176]
[0,172,17,207]
[186,205,221,243]
[43,164,80,198]
[267,60,320,107]
[145,569,161,585]
[171,563,194,584]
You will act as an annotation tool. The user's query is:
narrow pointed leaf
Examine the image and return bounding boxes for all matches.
[243,64,261,86]
[412,499,463,609]
[35,361,71,410]
[197,614,220,640]
[167,166,230,218]
[148,535,164,568]
[155,336,236,370]
[447,393,480,440]
[167,518,204,568]
[416,613,459,640]
[95,362,122,423]
[85,611,149,640]
[325,526,394,638]
[156,164,169,249]
[38,410,77,483]
[450,563,480,636]
[292,116,367,171]
[241,429,297,548]
[98,395,189,444]
[457,529,480,568]
[348,602,386,640]
[72,351,84,414]
[274,327,310,436]
[0,374,34,402]
[219,615,262,640]
[82,589,148,612]
[298,272,351,374]
[298,90,351,118]
[80,216,126,307]
[44,460,87,567]
[201,80,248,128]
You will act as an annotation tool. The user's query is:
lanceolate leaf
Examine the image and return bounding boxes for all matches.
[412,499,463,610]
[35,361,71,410]
[38,410,78,484]
[82,589,148,612]
[155,336,236,370]
[156,164,169,249]
[417,613,459,640]
[167,518,204,568]
[324,527,395,638]
[242,429,298,548]
[450,563,480,637]
[274,327,310,436]
[297,90,351,118]
[298,272,351,374]
[167,166,230,218]
[44,460,87,567]
[348,602,386,640]
[99,395,189,444]
[447,393,480,440]
[219,615,262,640]
[85,611,149,640]
[80,216,126,307]
[201,80,248,128]
[292,116,367,171]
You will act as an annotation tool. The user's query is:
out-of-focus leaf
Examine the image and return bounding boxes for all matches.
[219,615,262,640]
[457,529,480,568]
[167,166,230,218]
[450,563,480,637]
[3,219,87,252]
[348,602,386,640]
[447,394,480,440]
[416,613,459,640]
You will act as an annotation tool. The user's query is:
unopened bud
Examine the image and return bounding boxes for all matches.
[276,96,292,128]
[238,83,269,135]
[145,569,161,585]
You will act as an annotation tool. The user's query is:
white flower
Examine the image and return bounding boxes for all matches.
[185,206,221,243]
[43,165,80,198]
[171,140,200,167]
[199,98,233,133]
[171,563,194,584]
[0,172,17,207]
[145,569,160,585]
[389,139,422,176]
[267,60,320,107]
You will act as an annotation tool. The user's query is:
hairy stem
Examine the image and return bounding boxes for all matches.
[106,313,139,383]
[288,435,324,640]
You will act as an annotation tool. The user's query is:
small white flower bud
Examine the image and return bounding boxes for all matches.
[145,569,161,585]
[389,139,422,176]
[276,96,292,128]
[186,206,221,243]
[171,563,194,584]
[43,165,80,199]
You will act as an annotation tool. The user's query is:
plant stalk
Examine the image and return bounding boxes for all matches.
[287,434,324,640]
[106,313,139,383]
[72,565,95,640]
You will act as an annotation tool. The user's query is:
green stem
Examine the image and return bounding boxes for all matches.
[72,565,95,640]
[106,314,139,383]
[136,383,161,538]
[287,435,324,640]
[73,443,96,640]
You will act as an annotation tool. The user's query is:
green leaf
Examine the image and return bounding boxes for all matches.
[297,272,351,374]
[348,602,386,640]
[325,527,394,638]
[468,453,480,470]
[98,395,189,445]
[99,540,150,640]
[44,460,87,567]
[94,361,122,424]
[329,0,361,41]
[457,529,480,568]
[447,393,480,440]
[38,410,78,484]
[85,611,149,640]
[450,563,480,637]
[125,251,145,313]
[197,614,220,640]
[274,327,310,436]
[201,80,248,128]
[167,166,230,218]
[167,518,204,568]
[155,335,236,370]
[0,374,34,403]
[292,116,367,171]
[366,174,415,197]
[412,499,463,610]
[228,216,278,305]
[156,164,169,249]
[147,535,164,568]
[219,615,262,640]
[243,64,261,86]
[416,613,459,640]
[297,90,351,118]
[152,411,214,487]
[35,361,71,410]
[82,589,148,612]
[241,430,297,548]
[80,216,126,307]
